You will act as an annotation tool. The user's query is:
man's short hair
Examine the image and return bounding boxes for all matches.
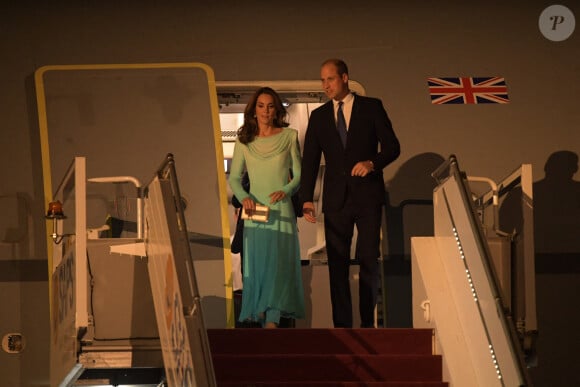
[322,58,349,76]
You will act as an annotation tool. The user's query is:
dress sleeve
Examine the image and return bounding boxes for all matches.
[228,140,250,202]
[299,110,323,203]
[282,129,301,196]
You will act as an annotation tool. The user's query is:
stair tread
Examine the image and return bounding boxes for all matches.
[213,354,442,382]
[208,328,434,355]
[213,354,439,359]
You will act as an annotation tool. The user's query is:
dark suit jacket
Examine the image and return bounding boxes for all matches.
[300,93,400,212]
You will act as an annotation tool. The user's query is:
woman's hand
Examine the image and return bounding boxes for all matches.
[269,190,286,204]
[241,197,256,216]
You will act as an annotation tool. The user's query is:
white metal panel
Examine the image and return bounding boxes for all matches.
[49,157,87,387]
[145,177,196,386]
[411,236,479,386]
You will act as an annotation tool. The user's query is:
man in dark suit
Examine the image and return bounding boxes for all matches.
[300,59,400,328]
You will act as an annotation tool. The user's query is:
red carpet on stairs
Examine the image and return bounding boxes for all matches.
[207,328,448,387]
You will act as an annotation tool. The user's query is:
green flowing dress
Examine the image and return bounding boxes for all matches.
[228,127,305,325]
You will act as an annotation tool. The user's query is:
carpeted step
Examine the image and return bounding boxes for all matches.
[207,328,434,356]
[208,328,446,386]
[212,354,443,383]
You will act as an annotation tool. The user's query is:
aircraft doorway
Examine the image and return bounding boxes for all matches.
[216,80,370,328]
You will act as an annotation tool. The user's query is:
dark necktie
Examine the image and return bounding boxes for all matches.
[336,101,347,147]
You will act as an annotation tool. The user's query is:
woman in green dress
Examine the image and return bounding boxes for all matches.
[228,87,305,328]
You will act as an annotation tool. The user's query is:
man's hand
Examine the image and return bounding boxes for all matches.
[302,201,316,223]
[351,160,374,177]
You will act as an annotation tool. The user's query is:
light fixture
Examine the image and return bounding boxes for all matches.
[45,200,67,244]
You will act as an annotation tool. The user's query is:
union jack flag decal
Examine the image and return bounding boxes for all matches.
[428,77,509,104]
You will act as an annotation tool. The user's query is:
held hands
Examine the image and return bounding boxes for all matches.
[302,202,316,223]
[351,160,374,177]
